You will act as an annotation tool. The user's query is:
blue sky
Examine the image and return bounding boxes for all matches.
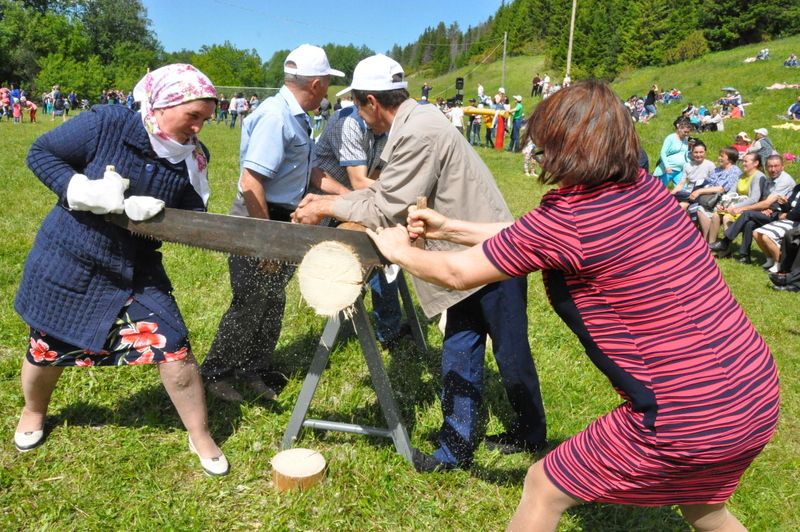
[141,0,505,61]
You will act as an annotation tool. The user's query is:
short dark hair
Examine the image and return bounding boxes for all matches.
[674,117,691,128]
[525,79,641,187]
[766,154,784,165]
[351,88,410,109]
[720,146,739,164]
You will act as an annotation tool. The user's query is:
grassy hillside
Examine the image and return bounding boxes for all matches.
[0,37,798,530]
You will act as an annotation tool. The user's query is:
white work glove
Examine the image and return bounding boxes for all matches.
[124,196,165,221]
[66,169,129,214]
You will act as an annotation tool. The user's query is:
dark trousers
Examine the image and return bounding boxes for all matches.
[201,204,295,381]
[368,270,402,344]
[508,118,523,152]
[780,225,800,286]
[432,277,547,466]
[200,255,294,380]
[725,210,773,256]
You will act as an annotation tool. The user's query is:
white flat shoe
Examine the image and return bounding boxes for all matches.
[188,436,229,476]
[15,429,45,452]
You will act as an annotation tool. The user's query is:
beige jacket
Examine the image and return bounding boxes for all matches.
[332,98,513,317]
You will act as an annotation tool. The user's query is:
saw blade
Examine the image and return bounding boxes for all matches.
[108,208,387,268]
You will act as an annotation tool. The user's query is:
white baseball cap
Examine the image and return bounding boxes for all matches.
[284,44,344,77]
[336,54,408,97]
[754,127,768,137]
[513,95,522,101]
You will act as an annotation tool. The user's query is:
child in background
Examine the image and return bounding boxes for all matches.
[483,112,494,148]
[522,138,538,177]
[12,99,22,123]
[23,98,38,123]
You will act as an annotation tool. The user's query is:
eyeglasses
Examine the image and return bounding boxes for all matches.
[533,149,544,163]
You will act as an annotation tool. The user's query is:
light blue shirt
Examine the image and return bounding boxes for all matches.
[232,86,312,213]
[768,171,796,198]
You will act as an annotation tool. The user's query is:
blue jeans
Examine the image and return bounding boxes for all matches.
[368,271,402,344]
[469,122,481,145]
[508,118,523,151]
[432,277,547,466]
[229,111,238,128]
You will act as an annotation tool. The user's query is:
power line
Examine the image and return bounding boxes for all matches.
[403,36,504,49]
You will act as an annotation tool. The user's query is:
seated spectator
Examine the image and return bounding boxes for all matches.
[688,107,702,131]
[661,88,681,104]
[787,96,800,120]
[718,92,735,107]
[700,107,724,132]
[710,152,767,244]
[711,155,797,261]
[689,147,742,243]
[757,48,770,60]
[672,141,716,208]
[747,128,777,169]
[754,182,800,272]
[785,53,799,67]
[732,132,752,158]
[768,223,800,291]
[634,98,647,122]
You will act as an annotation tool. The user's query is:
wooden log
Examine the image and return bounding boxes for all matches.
[271,448,327,492]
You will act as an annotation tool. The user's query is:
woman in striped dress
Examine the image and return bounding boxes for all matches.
[366,80,779,531]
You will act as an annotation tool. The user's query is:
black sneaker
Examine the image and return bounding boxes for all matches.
[380,323,413,350]
[736,255,752,264]
[484,432,545,455]
[769,272,787,286]
[411,448,459,473]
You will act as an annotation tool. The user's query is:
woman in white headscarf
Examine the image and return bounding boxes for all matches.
[14,64,228,476]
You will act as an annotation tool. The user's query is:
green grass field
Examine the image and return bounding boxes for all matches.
[1,38,799,530]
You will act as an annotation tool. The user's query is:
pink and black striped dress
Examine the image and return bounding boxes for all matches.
[483,171,780,505]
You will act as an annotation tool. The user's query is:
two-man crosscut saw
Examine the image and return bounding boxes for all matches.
[108,208,387,269]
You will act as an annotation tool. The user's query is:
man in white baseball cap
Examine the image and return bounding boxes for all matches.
[336,53,407,96]
[294,54,547,474]
[201,44,343,401]
[284,43,344,78]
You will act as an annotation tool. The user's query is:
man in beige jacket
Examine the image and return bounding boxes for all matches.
[293,54,546,472]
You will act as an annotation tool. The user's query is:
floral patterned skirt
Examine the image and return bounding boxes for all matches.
[27,297,191,367]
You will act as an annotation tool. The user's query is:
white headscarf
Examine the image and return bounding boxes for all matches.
[133,64,217,206]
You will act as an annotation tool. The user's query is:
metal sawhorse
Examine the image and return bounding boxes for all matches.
[281,270,426,463]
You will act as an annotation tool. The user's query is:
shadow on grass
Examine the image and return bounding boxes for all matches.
[566,503,690,531]
[48,385,251,444]
[42,333,324,445]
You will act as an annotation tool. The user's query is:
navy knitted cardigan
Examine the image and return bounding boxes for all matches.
[16,105,207,352]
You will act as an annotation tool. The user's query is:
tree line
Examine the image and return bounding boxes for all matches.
[5,0,799,101]
[388,0,800,79]
[0,0,373,101]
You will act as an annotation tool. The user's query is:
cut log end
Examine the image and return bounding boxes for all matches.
[271,448,327,492]
[298,240,364,316]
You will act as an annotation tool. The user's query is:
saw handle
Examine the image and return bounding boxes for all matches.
[413,196,427,249]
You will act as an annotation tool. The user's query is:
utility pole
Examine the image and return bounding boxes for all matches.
[566,0,577,79]
[501,31,507,88]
